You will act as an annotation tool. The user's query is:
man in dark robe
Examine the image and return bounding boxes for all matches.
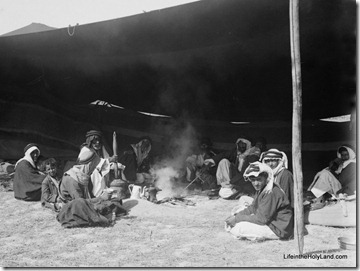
[204,137,259,199]
[336,145,356,196]
[118,136,154,184]
[13,143,46,201]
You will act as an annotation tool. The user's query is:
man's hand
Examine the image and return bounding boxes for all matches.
[225,215,237,228]
[109,155,118,163]
[100,191,112,201]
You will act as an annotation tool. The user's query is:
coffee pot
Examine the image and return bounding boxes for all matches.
[128,184,145,199]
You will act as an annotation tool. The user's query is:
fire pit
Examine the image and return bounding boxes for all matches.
[156,196,196,207]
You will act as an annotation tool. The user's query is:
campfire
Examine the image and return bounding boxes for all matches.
[149,165,197,206]
[156,196,196,207]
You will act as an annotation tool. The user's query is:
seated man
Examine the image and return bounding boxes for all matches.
[60,146,112,203]
[58,147,126,228]
[80,130,120,198]
[118,136,154,185]
[260,149,294,208]
[13,143,46,201]
[225,162,294,241]
[307,158,343,208]
[205,137,259,199]
[336,145,356,196]
[185,137,217,190]
[304,145,356,227]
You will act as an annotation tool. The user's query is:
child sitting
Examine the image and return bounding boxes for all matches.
[41,158,63,212]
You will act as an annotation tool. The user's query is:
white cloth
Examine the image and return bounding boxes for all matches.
[219,187,235,199]
[229,221,279,241]
[90,158,111,197]
[306,200,356,227]
[216,159,233,188]
[307,168,342,198]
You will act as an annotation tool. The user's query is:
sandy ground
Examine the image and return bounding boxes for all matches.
[0,190,356,268]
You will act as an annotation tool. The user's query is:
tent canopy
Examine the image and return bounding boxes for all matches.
[0,0,356,122]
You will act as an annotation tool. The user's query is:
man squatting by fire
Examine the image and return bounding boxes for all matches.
[118,136,155,185]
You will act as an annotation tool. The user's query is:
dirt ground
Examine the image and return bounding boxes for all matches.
[0,190,356,268]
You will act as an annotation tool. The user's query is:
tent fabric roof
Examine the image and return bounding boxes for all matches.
[0,0,356,122]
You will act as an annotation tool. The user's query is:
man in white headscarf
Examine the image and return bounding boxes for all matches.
[260,148,294,208]
[224,162,294,241]
[336,145,356,196]
[13,143,46,201]
[204,137,258,199]
[304,146,356,227]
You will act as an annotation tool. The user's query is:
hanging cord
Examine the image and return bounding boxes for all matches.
[67,23,79,36]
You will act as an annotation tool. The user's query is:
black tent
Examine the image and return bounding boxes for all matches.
[0,0,356,183]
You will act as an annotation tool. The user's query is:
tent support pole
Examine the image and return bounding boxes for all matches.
[289,0,304,254]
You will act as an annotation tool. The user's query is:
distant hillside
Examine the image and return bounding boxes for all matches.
[1,23,57,36]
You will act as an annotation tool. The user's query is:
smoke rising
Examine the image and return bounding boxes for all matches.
[150,121,198,198]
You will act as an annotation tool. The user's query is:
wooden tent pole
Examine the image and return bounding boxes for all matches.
[113,131,119,179]
[289,0,304,254]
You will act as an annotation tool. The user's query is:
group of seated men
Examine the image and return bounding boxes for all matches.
[11,130,356,239]
[185,136,293,203]
[184,137,356,240]
[13,130,154,204]
[12,130,154,227]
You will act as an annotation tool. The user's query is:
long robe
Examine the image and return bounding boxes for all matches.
[233,184,294,239]
[118,147,151,183]
[13,160,46,201]
[56,198,110,228]
[307,168,342,198]
[337,162,356,196]
[274,169,294,208]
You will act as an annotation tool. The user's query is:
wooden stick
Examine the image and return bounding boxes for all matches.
[290,0,304,254]
[182,175,202,192]
[112,131,119,179]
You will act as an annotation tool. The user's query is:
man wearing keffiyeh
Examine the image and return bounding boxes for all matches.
[224,162,294,241]
[336,145,356,196]
[204,136,261,199]
[13,143,46,201]
[80,130,121,197]
[260,148,294,208]
[60,146,106,202]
